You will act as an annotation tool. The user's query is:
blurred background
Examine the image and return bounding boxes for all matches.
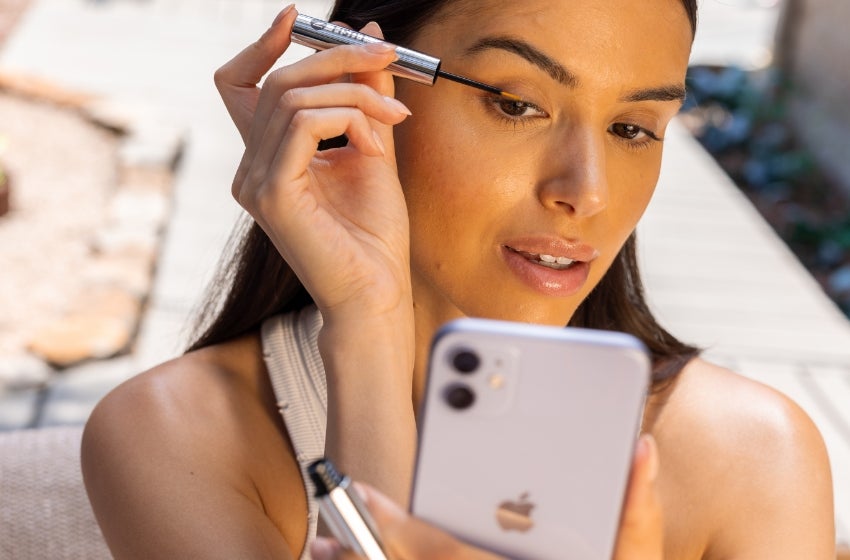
[0,0,848,551]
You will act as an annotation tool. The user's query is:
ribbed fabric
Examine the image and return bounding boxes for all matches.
[261,305,327,560]
[0,426,112,560]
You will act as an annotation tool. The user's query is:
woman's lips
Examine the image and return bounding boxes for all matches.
[501,241,597,297]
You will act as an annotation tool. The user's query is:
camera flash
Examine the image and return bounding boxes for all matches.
[488,374,505,390]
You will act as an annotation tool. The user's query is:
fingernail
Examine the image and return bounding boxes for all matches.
[365,41,398,54]
[360,21,384,38]
[372,130,386,156]
[271,4,294,27]
[310,537,340,560]
[384,96,412,116]
[352,481,369,505]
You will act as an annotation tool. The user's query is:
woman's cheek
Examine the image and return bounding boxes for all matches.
[609,156,662,226]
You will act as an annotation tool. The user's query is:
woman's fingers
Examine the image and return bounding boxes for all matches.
[235,106,384,218]
[245,40,399,156]
[351,483,502,560]
[233,82,411,197]
[214,4,297,142]
[348,22,399,159]
[613,434,664,560]
[263,40,398,94]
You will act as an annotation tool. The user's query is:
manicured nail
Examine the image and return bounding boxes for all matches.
[372,130,386,156]
[384,96,412,116]
[360,20,383,35]
[352,481,370,505]
[365,41,398,54]
[271,4,294,28]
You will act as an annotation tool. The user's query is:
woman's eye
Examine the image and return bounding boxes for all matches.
[495,98,547,119]
[610,122,660,142]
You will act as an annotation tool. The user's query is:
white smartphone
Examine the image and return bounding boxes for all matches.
[409,318,651,560]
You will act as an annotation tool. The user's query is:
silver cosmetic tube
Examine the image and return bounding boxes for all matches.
[309,459,388,560]
[291,14,441,85]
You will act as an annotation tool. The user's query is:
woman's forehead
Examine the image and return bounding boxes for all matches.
[414,0,692,83]
[422,0,692,47]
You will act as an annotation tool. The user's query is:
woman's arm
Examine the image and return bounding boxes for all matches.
[214,7,418,504]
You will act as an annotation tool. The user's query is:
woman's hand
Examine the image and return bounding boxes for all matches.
[612,433,664,559]
[311,482,503,560]
[310,434,664,560]
[214,6,418,505]
[213,6,414,320]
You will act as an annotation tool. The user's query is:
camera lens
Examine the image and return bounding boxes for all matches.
[451,350,480,374]
[444,383,476,410]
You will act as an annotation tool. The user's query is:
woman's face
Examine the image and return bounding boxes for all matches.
[393,0,692,327]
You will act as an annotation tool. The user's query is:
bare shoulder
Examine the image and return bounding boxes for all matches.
[81,334,307,559]
[649,358,835,559]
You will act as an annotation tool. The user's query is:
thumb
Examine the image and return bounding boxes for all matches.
[214,4,298,141]
[613,434,664,559]
[352,481,408,529]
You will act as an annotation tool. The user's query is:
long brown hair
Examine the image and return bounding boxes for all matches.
[188,0,700,384]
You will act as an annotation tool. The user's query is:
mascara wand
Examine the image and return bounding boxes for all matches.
[437,71,523,101]
[292,14,523,102]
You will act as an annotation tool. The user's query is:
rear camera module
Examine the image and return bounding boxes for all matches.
[443,383,476,410]
[451,349,480,374]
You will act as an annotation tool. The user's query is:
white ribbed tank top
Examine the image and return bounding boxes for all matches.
[260,305,327,560]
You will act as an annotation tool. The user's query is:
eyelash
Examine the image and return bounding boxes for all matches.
[608,123,663,151]
[485,95,548,127]
[485,95,664,149]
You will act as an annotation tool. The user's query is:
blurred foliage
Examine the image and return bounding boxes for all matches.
[682,64,850,316]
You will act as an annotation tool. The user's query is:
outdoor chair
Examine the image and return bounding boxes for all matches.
[0,425,111,559]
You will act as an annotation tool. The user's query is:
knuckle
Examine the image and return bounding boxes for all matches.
[212,66,229,90]
[231,163,248,200]
[353,82,378,101]
[288,109,315,130]
[279,87,303,109]
[263,67,290,92]
[330,46,359,72]
[247,167,269,191]
[254,188,276,217]
[352,110,371,130]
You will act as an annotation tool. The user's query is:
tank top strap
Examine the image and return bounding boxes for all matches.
[260,305,327,560]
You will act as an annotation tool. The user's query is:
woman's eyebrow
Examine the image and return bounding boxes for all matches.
[463,36,686,104]
[463,36,578,87]
[621,85,687,104]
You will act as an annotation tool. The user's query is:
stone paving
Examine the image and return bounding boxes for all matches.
[0,0,848,546]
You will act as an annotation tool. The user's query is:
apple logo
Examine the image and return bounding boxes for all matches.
[495,492,535,532]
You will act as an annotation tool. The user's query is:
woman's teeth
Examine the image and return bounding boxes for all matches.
[512,248,576,270]
[536,253,575,270]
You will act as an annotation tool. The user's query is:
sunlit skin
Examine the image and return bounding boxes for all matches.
[392,0,691,389]
[80,1,835,559]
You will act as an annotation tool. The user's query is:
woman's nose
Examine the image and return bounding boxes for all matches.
[536,126,609,218]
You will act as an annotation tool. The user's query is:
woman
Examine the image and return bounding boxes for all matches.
[81,1,835,558]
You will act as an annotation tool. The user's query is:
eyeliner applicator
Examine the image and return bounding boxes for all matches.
[291,14,522,101]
